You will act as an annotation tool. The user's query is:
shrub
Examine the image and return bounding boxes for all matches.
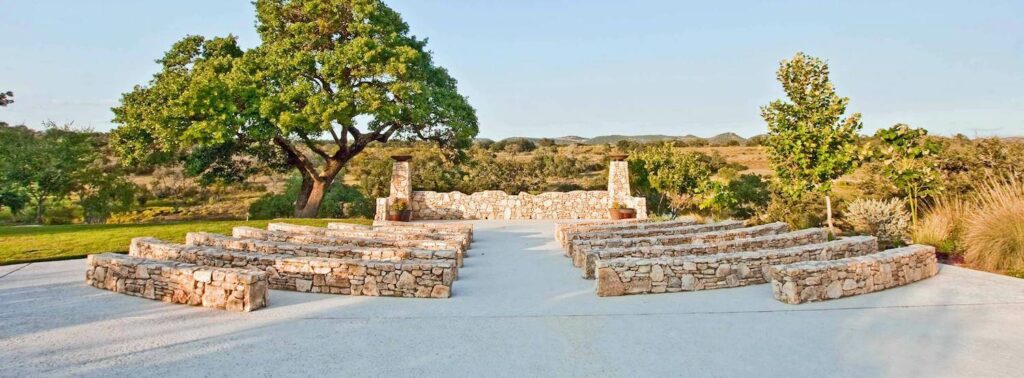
[843,198,910,248]
[964,180,1024,273]
[913,196,966,255]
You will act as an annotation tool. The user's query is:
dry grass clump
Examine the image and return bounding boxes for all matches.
[912,196,967,254]
[963,180,1024,273]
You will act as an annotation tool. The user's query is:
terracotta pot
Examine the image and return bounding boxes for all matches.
[399,210,413,222]
[609,208,636,220]
[386,212,402,222]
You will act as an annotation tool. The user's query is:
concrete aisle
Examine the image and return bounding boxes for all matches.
[1,220,1023,377]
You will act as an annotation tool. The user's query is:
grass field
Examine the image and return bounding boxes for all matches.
[0,218,372,266]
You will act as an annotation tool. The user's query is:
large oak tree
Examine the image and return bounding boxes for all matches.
[112,0,478,217]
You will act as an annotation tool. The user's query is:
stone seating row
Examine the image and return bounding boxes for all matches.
[769,244,938,304]
[130,237,457,298]
[233,226,466,260]
[186,232,461,267]
[344,220,475,241]
[581,228,829,279]
[268,222,471,250]
[567,220,747,260]
[555,218,654,249]
[570,222,790,268]
[594,236,877,296]
[86,253,269,312]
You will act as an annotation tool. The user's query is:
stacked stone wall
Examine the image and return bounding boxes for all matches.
[582,228,828,278]
[594,236,878,296]
[359,221,475,241]
[268,223,470,250]
[130,238,455,298]
[86,253,268,312]
[568,220,745,262]
[390,190,648,221]
[769,244,938,304]
[554,219,652,249]
[233,227,465,258]
[557,218,702,251]
[186,232,460,267]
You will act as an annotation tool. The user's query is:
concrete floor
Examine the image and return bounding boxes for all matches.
[1,220,1023,377]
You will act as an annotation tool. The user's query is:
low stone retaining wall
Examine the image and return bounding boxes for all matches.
[769,244,938,304]
[568,220,745,260]
[130,238,456,298]
[186,232,461,267]
[86,253,268,312]
[581,228,828,278]
[363,221,475,241]
[233,227,465,258]
[382,190,648,221]
[570,222,787,267]
[554,219,648,249]
[595,236,878,296]
[268,223,470,250]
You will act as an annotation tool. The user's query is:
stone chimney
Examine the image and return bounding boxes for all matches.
[607,154,631,205]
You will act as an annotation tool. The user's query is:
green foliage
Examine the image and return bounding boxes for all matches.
[0,90,12,107]
[111,0,478,217]
[843,198,911,248]
[872,124,942,226]
[761,52,864,198]
[628,143,722,215]
[248,174,373,219]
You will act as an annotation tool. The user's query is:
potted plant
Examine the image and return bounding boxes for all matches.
[388,199,412,222]
[609,201,636,220]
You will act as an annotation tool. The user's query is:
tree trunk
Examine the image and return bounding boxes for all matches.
[35,197,45,224]
[294,177,332,218]
[825,195,835,235]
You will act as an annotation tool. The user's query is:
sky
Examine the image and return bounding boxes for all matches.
[1,0,1022,139]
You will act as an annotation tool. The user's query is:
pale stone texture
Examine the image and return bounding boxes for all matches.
[348,220,475,241]
[130,238,456,298]
[390,160,413,203]
[85,253,268,312]
[554,219,655,249]
[568,220,746,264]
[233,226,466,262]
[606,159,632,205]
[185,232,460,267]
[582,228,828,279]
[769,244,939,304]
[595,236,878,296]
[268,222,470,250]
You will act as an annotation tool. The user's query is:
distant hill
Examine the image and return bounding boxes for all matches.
[481,133,756,146]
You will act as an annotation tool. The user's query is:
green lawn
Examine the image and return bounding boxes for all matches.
[0,218,372,266]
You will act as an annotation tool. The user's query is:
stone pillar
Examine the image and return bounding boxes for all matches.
[607,154,631,205]
[389,155,413,202]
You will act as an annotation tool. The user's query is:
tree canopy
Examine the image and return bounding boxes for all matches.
[112,0,478,217]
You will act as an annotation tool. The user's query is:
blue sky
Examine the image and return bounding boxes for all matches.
[1,0,1021,138]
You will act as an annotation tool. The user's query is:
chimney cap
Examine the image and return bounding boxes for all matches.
[609,153,629,161]
[390,155,413,162]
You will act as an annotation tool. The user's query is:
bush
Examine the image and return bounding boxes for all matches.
[964,180,1024,273]
[913,196,966,255]
[843,198,910,248]
[247,175,374,220]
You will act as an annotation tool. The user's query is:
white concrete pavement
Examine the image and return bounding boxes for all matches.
[1,220,1023,377]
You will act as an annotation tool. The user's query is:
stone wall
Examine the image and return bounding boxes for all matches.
[86,253,268,312]
[582,228,829,278]
[233,227,465,258]
[568,220,745,260]
[769,244,938,304]
[268,222,470,250]
[130,238,456,298]
[185,232,461,267]
[348,221,475,241]
[387,190,648,221]
[595,236,879,296]
[554,219,653,249]
[570,222,787,267]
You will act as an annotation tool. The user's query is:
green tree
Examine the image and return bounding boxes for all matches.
[761,52,863,231]
[628,143,720,215]
[0,90,12,107]
[874,124,942,227]
[112,0,478,218]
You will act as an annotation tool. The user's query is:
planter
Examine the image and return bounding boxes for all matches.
[609,208,636,220]
[937,252,965,265]
[387,210,413,222]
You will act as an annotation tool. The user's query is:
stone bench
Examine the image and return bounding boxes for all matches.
[85,253,268,312]
[269,223,471,250]
[365,221,474,241]
[234,226,466,259]
[567,220,745,261]
[131,238,456,298]
[186,232,461,267]
[570,222,788,268]
[555,219,653,249]
[769,244,938,304]
[581,228,827,278]
[595,236,877,296]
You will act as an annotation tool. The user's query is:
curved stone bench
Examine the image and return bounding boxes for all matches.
[269,223,471,250]
[555,219,654,249]
[131,238,456,298]
[234,227,466,259]
[571,222,788,268]
[769,244,938,304]
[582,228,828,279]
[595,236,878,296]
[86,253,268,312]
[568,220,746,261]
[186,232,461,267]
[362,221,474,242]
